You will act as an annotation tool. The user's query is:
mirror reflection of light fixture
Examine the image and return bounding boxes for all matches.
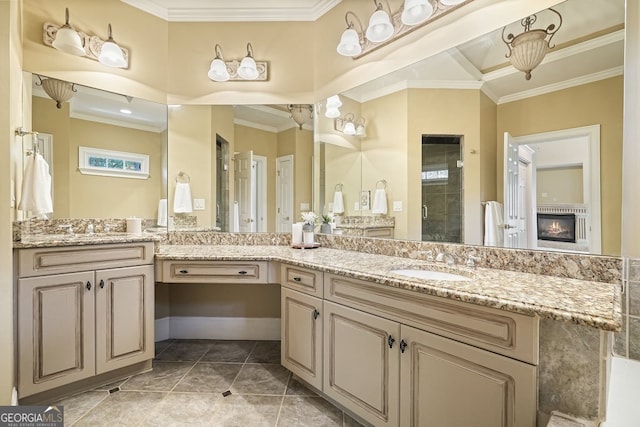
[325,95,342,118]
[337,0,468,59]
[208,44,230,82]
[335,113,367,137]
[35,75,77,109]
[502,8,562,80]
[206,43,268,81]
[287,104,314,130]
[98,24,127,68]
[51,8,85,56]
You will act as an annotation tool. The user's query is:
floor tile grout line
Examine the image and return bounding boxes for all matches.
[274,373,292,427]
[67,391,111,427]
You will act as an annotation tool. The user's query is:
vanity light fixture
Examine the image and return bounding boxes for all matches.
[98,24,127,68]
[51,8,85,56]
[35,75,77,109]
[335,113,367,137]
[502,8,562,80]
[337,0,471,59]
[206,42,268,81]
[287,104,314,130]
[325,95,342,118]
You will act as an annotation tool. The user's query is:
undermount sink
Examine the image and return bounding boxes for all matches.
[390,269,472,282]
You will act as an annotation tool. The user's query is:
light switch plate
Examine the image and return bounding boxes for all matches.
[193,198,205,210]
[300,202,310,211]
[393,201,403,212]
[354,202,360,211]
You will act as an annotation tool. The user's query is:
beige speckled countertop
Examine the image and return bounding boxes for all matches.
[13,232,162,248]
[155,245,622,332]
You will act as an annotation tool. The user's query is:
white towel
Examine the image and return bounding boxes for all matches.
[173,182,193,213]
[332,191,344,214]
[157,199,168,226]
[371,188,388,214]
[19,153,53,216]
[483,201,504,247]
[232,201,240,232]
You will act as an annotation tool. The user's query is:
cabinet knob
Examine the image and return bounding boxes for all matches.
[99,279,105,289]
[238,271,248,275]
[400,339,408,353]
[293,277,302,282]
[179,270,189,274]
[388,335,395,349]
[86,281,92,291]
[312,309,320,320]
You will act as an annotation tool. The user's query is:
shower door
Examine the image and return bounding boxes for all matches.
[421,135,462,243]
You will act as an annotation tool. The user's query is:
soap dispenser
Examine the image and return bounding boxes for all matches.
[86,223,94,234]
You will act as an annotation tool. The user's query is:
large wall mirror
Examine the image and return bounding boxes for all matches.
[24,73,168,223]
[315,0,623,256]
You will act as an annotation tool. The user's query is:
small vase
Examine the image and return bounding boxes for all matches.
[320,223,332,234]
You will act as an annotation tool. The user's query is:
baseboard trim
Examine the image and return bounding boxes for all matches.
[155,316,281,341]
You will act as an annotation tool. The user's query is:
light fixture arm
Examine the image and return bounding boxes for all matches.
[62,7,72,28]
[106,23,116,42]
[344,11,364,34]
[246,43,254,58]
[214,43,224,60]
[502,7,562,54]
[373,0,392,14]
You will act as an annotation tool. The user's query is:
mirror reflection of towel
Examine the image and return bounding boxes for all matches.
[484,201,504,246]
[332,191,344,214]
[19,153,53,216]
[157,199,168,226]
[173,182,193,213]
[372,189,387,214]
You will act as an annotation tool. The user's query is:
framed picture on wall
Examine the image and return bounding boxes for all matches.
[360,190,370,210]
[78,146,149,179]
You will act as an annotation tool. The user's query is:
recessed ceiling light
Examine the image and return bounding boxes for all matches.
[120,108,132,114]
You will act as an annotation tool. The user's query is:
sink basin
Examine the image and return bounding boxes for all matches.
[390,269,472,281]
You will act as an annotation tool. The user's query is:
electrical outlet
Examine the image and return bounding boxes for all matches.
[193,198,205,210]
[393,201,403,212]
[354,202,360,211]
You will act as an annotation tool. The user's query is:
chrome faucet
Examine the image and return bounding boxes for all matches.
[436,250,455,265]
[58,224,73,235]
[465,253,481,268]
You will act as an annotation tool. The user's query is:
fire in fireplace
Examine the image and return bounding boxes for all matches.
[537,213,576,243]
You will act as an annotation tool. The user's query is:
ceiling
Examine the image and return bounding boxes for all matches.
[120,0,342,21]
[36,0,624,132]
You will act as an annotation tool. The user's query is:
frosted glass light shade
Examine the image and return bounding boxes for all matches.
[52,26,85,56]
[208,58,230,81]
[326,95,342,109]
[401,0,434,26]
[343,121,356,135]
[325,108,341,119]
[337,28,362,56]
[365,9,394,42]
[237,56,259,80]
[439,0,465,5]
[98,41,126,68]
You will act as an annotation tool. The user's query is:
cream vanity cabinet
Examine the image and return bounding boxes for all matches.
[281,267,539,427]
[16,242,155,399]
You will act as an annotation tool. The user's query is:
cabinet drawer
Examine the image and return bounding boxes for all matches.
[281,264,323,297]
[18,242,154,278]
[324,273,538,365]
[162,261,270,284]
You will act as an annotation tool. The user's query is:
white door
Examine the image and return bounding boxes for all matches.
[276,155,294,232]
[503,133,526,248]
[235,151,255,232]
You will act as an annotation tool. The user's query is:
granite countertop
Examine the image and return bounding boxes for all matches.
[13,232,162,248]
[155,245,622,332]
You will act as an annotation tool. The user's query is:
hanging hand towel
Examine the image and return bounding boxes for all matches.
[18,153,53,216]
[232,201,240,232]
[173,182,193,213]
[332,191,344,214]
[371,188,388,214]
[483,201,504,247]
[157,199,168,226]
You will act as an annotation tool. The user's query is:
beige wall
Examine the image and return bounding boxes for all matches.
[323,144,362,217]
[1,0,21,405]
[33,96,164,219]
[497,76,623,255]
[537,167,584,205]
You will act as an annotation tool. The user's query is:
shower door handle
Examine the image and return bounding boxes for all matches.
[422,205,428,220]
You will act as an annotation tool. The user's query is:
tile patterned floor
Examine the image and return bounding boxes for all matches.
[56,340,367,427]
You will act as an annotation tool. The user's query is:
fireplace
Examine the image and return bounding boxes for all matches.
[537,213,576,243]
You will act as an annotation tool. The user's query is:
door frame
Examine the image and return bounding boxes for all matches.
[276,155,294,232]
[254,155,267,232]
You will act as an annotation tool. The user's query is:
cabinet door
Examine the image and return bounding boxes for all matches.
[18,271,95,397]
[323,301,400,427]
[281,287,323,390]
[95,265,154,374]
[400,325,537,427]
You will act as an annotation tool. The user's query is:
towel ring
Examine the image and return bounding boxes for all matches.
[334,183,343,191]
[376,179,387,190]
[176,171,190,183]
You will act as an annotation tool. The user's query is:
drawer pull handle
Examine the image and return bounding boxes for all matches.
[388,335,395,349]
[400,339,408,353]
[238,271,248,275]
[312,309,320,320]
[86,281,92,291]
[293,277,302,282]
[179,270,189,274]
[99,279,105,289]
